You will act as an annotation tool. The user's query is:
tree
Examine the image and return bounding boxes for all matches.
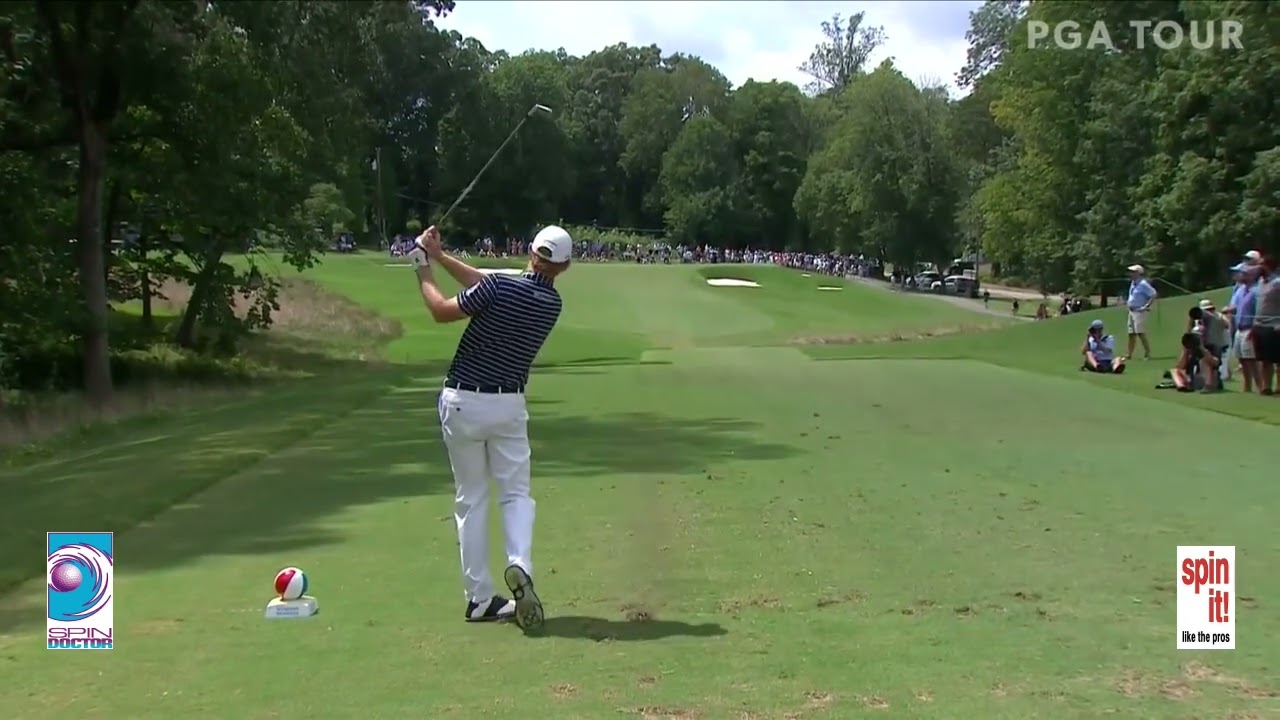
[619,56,731,225]
[956,0,1027,90]
[798,12,886,95]
[796,63,958,268]
[27,1,180,405]
[659,115,739,244]
[725,81,810,249]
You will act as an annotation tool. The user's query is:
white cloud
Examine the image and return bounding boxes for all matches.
[436,1,979,95]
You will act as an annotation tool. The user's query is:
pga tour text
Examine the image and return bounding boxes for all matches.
[1176,546,1235,650]
[1028,20,1243,51]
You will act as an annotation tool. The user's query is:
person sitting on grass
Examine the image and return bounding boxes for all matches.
[1170,330,1221,392]
[1081,319,1125,374]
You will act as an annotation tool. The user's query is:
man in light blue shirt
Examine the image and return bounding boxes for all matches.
[1124,264,1158,361]
[1222,264,1249,380]
[1225,263,1261,392]
[1081,319,1126,374]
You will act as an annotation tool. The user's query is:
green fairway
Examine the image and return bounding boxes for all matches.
[2,257,1277,719]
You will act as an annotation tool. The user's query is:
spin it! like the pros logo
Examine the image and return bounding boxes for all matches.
[47,532,113,650]
[1176,545,1234,650]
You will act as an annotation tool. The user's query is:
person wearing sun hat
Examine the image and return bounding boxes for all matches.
[1224,262,1263,392]
[1188,299,1229,388]
[1222,261,1253,381]
[1081,319,1125,374]
[1123,264,1157,361]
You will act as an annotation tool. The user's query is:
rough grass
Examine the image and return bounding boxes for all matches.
[0,278,402,452]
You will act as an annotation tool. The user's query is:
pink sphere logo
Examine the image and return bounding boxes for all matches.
[49,562,83,592]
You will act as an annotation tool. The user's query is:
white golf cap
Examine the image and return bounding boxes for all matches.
[1127,264,1144,273]
[531,225,572,263]
[1244,250,1262,263]
[1199,299,1214,310]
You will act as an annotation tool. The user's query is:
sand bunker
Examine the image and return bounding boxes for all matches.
[478,268,524,275]
[817,286,842,291]
[706,278,761,288]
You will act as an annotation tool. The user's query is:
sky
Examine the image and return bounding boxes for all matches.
[435,1,981,95]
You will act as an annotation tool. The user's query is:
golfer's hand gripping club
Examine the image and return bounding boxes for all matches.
[408,226,444,268]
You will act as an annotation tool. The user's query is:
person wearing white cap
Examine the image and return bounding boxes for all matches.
[409,223,573,632]
[1123,264,1158,361]
[1244,250,1262,266]
[1187,300,1228,391]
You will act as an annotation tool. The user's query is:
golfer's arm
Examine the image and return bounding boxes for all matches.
[416,268,467,323]
[436,253,485,289]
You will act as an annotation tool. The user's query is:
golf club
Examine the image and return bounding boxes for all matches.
[438,103,554,225]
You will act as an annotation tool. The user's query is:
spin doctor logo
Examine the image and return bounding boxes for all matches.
[47,532,114,650]
[1176,545,1234,650]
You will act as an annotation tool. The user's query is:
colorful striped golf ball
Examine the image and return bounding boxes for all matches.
[273,567,308,600]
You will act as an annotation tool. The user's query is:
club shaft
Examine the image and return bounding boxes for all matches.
[440,115,532,223]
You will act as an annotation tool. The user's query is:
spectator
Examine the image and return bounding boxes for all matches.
[1221,264,1248,381]
[1186,304,1225,391]
[1253,257,1280,395]
[1124,264,1158,361]
[1171,329,1218,393]
[1226,263,1261,393]
[1081,319,1125,374]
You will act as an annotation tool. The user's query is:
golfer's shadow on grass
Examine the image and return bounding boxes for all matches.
[530,615,727,642]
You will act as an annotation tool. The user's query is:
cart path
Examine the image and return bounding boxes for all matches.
[843,275,1034,321]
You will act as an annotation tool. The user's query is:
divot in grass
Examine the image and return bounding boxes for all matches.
[705,278,760,288]
[817,286,842,291]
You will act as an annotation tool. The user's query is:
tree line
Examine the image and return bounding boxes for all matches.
[1,1,1276,403]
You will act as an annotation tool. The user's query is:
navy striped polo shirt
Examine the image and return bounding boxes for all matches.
[448,272,563,389]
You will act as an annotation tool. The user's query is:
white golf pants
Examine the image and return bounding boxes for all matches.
[437,386,535,603]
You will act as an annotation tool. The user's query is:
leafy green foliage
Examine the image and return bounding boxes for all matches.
[2,0,1276,399]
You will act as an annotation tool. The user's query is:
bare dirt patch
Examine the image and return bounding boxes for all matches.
[816,590,865,608]
[913,690,934,703]
[718,595,782,615]
[1113,663,1278,701]
[1182,661,1280,699]
[550,683,578,700]
[861,695,890,710]
[789,323,1007,346]
[804,690,834,709]
[632,706,698,719]
[622,604,655,623]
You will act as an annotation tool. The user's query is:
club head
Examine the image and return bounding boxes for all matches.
[528,104,553,117]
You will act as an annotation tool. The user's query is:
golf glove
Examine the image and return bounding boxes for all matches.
[407,243,429,268]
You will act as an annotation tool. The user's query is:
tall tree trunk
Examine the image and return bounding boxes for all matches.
[139,233,152,329]
[102,179,122,285]
[175,244,224,349]
[77,121,113,406]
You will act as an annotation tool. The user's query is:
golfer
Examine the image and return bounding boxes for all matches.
[409,224,572,631]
